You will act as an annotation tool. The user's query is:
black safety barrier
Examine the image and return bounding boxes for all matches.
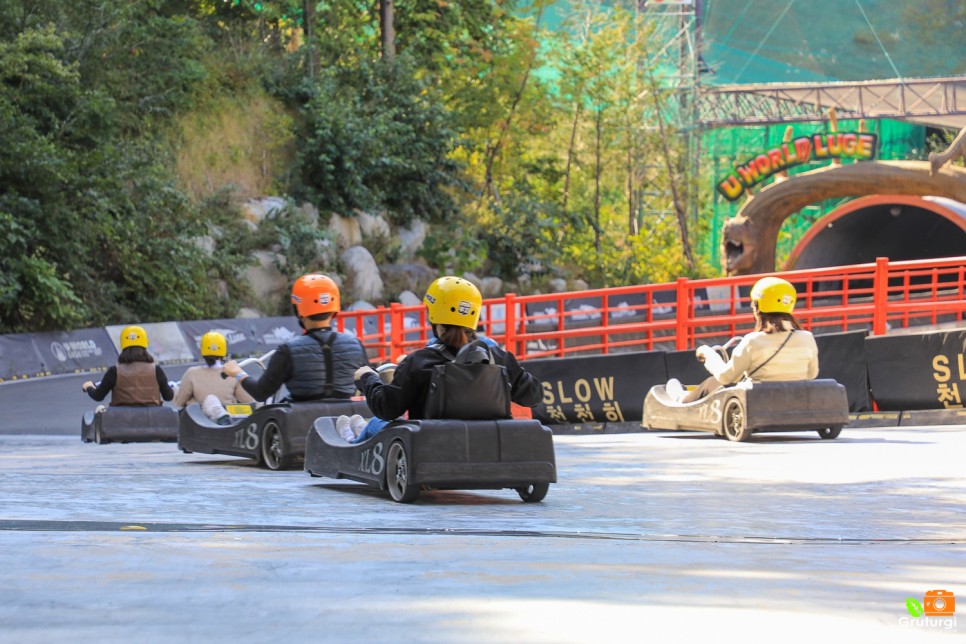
[814,330,871,412]
[525,351,666,424]
[32,328,117,377]
[0,333,45,382]
[866,328,966,411]
[178,319,262,360]
[664,349,712,389]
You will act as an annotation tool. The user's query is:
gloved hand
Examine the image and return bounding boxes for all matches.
[82,380,95,392]
[354,365,376,381]
[695,345,712,363]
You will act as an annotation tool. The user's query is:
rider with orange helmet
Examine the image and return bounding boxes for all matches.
[223,274,368,402]
[666,276,820,403]
[82,325,174,407]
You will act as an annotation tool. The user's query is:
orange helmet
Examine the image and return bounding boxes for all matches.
[291,273,340,317]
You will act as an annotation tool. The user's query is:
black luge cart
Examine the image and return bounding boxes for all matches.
[643,379,849,442]
[81,406,180,444]
[178,399,370,470]
[304,416,557,503]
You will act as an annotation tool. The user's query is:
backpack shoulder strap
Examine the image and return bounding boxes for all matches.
[429,341,457,362]
[307,329,338,398]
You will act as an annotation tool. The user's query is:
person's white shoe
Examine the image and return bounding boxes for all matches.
[335,415,355,442]
[348,414,367,438]
[665,378,686,403]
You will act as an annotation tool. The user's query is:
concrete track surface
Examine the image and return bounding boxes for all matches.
[1,421,964,643]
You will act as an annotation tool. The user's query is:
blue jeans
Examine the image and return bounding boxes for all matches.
[351,417,391,443]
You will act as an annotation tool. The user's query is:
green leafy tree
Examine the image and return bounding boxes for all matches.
[293,56,459,226]
[0,20,230,332]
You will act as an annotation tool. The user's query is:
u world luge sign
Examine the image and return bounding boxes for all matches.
[717,132,878,201]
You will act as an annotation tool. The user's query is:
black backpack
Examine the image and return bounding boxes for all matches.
[423,340,512,420]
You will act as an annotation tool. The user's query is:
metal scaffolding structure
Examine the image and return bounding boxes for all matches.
[697,76,966,131]
[637,0,701,242]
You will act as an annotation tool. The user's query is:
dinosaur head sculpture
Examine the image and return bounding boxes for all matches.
[722,215,759,275]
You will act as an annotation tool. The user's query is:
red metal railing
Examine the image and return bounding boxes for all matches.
[336,256,966,362]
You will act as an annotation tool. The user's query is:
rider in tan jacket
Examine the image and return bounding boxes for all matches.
[668,277,819,403]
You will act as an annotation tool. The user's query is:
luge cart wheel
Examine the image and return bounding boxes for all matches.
[722,398,751,442]
[385,441,419,503]
[817,426,843,440]
[261,420,292,470]
[516,483,549,503]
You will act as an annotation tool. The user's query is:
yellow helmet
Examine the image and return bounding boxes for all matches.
[120,325,149,350]
[200,331,227,357]
[751,277,797,314]
[424,276,482,329]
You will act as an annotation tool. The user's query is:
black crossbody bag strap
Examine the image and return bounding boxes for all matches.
[746,330,795,380]
[430,341,456,362]
[308,329,338,398]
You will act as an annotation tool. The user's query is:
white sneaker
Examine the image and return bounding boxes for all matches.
[665,378,686,403]
[335,415,355,442]
[348,414,367,438]
[202,394,229,423]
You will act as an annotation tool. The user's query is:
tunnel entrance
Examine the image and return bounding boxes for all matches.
[787,195,966,271]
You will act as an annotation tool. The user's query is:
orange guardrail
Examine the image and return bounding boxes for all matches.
[335,256,966,363]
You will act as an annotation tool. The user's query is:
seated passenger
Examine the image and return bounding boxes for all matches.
[349,276,543,441]
[174,331,255,425]
[336,359,401,442]
[223,273,369,403]
[82,325,174,407]
[666,276,819,404]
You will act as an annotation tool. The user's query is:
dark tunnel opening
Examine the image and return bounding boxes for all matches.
[789,197,966,294]
[794,203,966,269]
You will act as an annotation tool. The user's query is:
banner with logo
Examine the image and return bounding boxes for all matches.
[866,329,966,411]
[0,334,45,382]
[32,328,117,376]
[525,351,666,424]
[249,317,302,356]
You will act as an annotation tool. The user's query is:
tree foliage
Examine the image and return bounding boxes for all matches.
[293,56,459,226]
[0,0,728,334]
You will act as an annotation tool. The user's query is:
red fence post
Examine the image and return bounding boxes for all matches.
[505,294,517,356]
[675,277,689,350]
[872,257,890,336]
[389,303,403,361]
